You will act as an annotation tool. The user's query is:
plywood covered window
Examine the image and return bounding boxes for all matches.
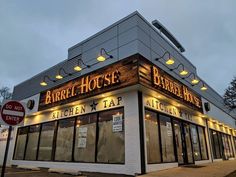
[14,127,28,160]
[25,125,40,160]
[74,114,97,162]
[55,118,75,161]
[97,108,124,163]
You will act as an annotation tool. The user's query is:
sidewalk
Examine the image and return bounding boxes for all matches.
[141,160,236,177]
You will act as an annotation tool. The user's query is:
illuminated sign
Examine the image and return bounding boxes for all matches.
[144,96,195,122]
[45,70,120,105]
[152,66,201,109]
[39,56,139,111]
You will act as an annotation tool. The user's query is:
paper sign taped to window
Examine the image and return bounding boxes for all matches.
[112,114,123,132]
[78,127,88,137]
[78,137,87,148]
[166,122,172,137]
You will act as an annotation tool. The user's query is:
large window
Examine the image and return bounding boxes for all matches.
[198,126,208,160]
[55,118,75,161]
[234,137,236,153]
[74,114,97,162]
[228,136,234,158]
[14,127,28,160]
[38,122,56,161]
[159,115,175,162]
[190,125,201,161]
[14,107,125,164]
[25,125,40,160]
[97,108,125,163]
[210,130,221,159]
[144,109,209,164]
[210,130,234,159]
[145,110,161,163]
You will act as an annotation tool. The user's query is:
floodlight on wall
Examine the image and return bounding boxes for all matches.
[184,72,199,85]
[40,75,55,86]
[74,59,90,71]
[198,80,208,91]
[170,63,188,76]
[55,67,72,80]
[155,51,175,65]
[97,48,113,62]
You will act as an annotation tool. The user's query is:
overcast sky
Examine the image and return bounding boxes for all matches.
[0,0,235,96]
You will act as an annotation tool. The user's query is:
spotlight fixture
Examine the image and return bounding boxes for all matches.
[155,51,175,65]
[179,69,188,76]
[55,67,72,80]
[191,78,199,85]
[197,80,208,91]
[74,58,90,71]
[185,72,199,85]
[40,75,55,86]
[201,83,207,91]
[97,48,113,62]
[170,63,188,76]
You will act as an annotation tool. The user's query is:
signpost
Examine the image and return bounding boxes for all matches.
[0,101,25,177]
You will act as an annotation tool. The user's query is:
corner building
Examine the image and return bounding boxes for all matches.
[9,12,236,175]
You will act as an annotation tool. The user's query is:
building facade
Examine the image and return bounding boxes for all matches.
[5,12,236,175]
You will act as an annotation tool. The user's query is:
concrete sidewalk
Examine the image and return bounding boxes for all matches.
[141,160,236,177]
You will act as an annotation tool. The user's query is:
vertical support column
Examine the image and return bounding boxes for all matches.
[138,91,146,174]
[205,119,213,162]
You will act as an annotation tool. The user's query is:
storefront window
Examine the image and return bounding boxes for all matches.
[55,118,75,161]
[234,137,236,154]
[222,134,230,159]
[14,127,28,160]
[190,125,201,161]
[198,127,208,160]
[145,110,161,163]
[228,136,234,158]
[159,114,175,162]
[74,114,97,162]
[25,125,40,160]
[38,122,56,161]
[97,108,125,163]
[218,133,223,158]
[211,130,221,159]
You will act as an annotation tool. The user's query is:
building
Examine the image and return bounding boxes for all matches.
[6,11,236,175]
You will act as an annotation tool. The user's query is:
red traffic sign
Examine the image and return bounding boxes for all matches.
[0,101,25,126]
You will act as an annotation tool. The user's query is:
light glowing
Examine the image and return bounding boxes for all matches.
[97,55,106,62]
[74,65,82,71]
[191,78,199,84]
[201,85,207,91]
[55,74,63,80]
[165,58,175,65]
[179,70,188,76]
[40,81,47,86]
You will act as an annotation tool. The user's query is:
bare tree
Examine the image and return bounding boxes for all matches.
[0,86,12,104]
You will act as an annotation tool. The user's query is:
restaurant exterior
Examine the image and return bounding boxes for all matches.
[5,12,236,175]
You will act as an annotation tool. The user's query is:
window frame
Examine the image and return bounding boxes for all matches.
[144,107,209,164]
[13,106,125,164]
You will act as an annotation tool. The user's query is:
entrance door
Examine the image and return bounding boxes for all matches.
[174,120,194,165]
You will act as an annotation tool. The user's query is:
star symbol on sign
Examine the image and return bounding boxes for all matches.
[90,101,98,111]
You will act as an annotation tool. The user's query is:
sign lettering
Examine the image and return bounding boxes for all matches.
[152,66,201,108]
[44,70,120,105]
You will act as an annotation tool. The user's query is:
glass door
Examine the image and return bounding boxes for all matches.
[183,123,194,164]
[174,121,194,165]
[173,120,184,164]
